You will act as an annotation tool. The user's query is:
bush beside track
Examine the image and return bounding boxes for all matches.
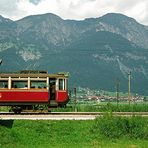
[93,113,148,139]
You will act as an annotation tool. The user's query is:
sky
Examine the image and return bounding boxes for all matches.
[0,0,148,25]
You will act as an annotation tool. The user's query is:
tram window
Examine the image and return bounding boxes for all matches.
[31,81,46,89]
[0,80,8,88]
[59,79,65,90]
[12,81,28,89]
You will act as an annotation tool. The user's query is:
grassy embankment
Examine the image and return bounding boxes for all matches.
[0,114,148,148]
[53,102,148,112]
[0,102,148,112]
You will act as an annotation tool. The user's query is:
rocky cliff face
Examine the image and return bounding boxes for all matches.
[98,13,148,49]
[0,13,148,94]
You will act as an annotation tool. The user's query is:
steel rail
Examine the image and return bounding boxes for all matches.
[0,112,148,120]
[0,111,148,115]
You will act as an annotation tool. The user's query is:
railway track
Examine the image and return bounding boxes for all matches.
[0,112,148,120]
[0,111,148,115]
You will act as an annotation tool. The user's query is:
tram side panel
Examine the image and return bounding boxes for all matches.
[0,76,49,105]
[56,91,69,103]
[0,73,69,106]
[55,78,69,104]
[0,90,49,105]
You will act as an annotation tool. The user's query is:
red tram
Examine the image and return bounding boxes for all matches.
[0,70,69,113]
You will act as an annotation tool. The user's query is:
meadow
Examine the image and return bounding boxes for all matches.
[52,102,148,112]
[0,114,148,148]
[0,102,148,113]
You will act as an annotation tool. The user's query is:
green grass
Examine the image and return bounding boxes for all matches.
[0,117,148,148]
[0,102,148,113]
[52,102,148,112]
[0,106,10,112]
[93,113,148,139]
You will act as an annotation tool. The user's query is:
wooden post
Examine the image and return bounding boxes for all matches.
[74,87,77,112]
[116,78,120,106]
[128,71,131,105]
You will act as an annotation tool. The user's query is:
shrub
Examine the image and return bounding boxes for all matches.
[92,112,148,139]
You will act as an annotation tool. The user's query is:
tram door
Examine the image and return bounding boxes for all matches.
[49,78,56,101]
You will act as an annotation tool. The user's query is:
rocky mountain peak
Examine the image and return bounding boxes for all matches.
[0,13,148,94]
[0,15,14,24]
[100,13,136,23]
[17,13,63,24]
[96,13,148,49]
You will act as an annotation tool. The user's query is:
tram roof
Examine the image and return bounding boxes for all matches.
[0,71,69,78]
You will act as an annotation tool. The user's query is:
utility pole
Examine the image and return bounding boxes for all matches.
[74,87,77,112]
[128,71,131,105]
[116,78,120,106]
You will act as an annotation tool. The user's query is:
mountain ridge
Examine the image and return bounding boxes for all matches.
[0,13,148,95]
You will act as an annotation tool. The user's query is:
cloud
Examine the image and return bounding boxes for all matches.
[29,0,43,5]
[0,0,148,25]
[0,0,26,20]
[0,0,18,18]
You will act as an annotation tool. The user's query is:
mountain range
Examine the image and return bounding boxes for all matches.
[0,13,148,95]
